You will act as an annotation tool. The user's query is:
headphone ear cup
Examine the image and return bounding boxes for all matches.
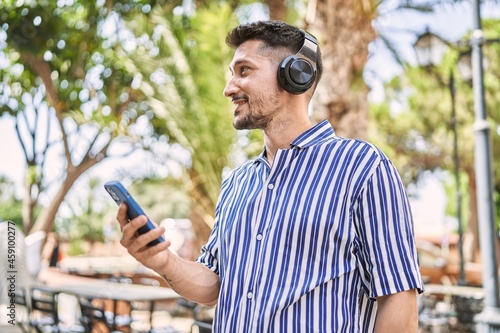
[278,55,316,94]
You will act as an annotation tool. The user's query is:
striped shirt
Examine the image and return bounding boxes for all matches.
[197,119,423,332]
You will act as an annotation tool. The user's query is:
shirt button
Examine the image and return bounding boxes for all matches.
[268,183,274,190]
[256,234,263,241]
[247,292,253,299]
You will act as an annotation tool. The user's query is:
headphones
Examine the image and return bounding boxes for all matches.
[278,30,318,95]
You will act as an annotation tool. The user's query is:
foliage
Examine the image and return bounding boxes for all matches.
[53,176,191,248]
[443,171,470,231]
[56,177,106,243]
[127,177,191,223]
[0,200,25,229]
[0,175,25,228]
[67,239,86,257]
[371,18,500,228]
[0,0,171,235]
[124,3,242,229]
[0,0,262,249]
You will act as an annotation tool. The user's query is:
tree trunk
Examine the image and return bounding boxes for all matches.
[29,155,103,235]
[188,209,213,258]
[308,0,376,139]
[22,178,37,234]
[264,0,286,21]
[184,167,217,251]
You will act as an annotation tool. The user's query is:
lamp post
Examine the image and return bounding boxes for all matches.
[413,31,466,286]
[448,71,467,286]
[470,0,500,330]
[414,3,500,328]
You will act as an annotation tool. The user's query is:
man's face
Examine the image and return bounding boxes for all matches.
[223,40,285,130]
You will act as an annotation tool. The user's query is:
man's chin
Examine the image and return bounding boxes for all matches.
[233,120,249,130]
[233,118,256,130]
[233,117,248,130]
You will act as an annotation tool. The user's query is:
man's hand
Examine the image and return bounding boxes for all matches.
[117,203,171,272]
[116,203,220,305]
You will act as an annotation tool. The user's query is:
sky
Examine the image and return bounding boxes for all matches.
[1,2,499,230]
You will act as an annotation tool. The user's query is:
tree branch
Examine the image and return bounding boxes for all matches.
[20,53,74,169]
[14,114,30,164]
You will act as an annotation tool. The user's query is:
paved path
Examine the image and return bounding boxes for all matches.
[0,324,24,332]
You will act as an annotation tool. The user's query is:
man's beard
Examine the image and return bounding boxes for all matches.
[233,110,272,130]
[233,88,282,130]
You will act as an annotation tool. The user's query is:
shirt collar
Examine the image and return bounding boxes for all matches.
[255,119,335,163]
[290,119,335,149]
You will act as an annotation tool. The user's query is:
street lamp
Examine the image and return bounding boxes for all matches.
[414,1,500,331]
[414,30,449,67]
[470,0,500,330]
[413,31,466,286]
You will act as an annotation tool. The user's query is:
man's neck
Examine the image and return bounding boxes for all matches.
[263,116,313,166]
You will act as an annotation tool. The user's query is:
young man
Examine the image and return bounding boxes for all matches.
[118,20,424,332]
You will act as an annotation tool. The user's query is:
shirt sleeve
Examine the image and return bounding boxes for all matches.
[195,175,233,276]
[196,220,220,275]
[354,157,424,299]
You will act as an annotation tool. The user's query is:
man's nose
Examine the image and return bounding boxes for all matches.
[223,77,238,98]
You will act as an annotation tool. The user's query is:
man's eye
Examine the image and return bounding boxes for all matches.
[240,66,249,74]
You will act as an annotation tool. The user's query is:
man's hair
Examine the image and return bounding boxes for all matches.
[226,20,323,88]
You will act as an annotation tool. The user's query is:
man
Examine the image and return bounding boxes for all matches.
[118,20,424,332]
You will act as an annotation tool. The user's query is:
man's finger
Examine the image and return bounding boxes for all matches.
[116,203,129,231]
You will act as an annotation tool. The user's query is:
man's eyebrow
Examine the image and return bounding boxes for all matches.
[233,59,252,67]
[228,59,255,73]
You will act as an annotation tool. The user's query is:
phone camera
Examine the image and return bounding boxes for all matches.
[106,189,119,202]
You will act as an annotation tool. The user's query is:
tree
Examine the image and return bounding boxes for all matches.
[373,18,500,260]
[57,177,106,252]
[0,0,168,235]
[264,0,286,20]
[123,3,246,249]
[0,0,260,253]
[306,0,377,139]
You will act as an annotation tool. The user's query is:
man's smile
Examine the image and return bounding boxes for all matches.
[231,96,248,114]
[231,96,248,106]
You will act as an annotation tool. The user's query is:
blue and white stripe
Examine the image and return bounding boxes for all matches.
[197,119,423,332]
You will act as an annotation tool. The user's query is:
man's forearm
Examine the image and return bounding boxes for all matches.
[158,254,220,306]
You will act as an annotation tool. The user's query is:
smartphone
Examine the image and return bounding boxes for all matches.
[104,180,164,246]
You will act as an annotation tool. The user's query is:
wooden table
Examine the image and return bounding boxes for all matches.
[41,277,178,301]
[424,283,484,299]
[36,269,180,331]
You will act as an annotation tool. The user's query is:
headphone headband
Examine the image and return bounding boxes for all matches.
[277,30,318,95]
[297,31,318,68]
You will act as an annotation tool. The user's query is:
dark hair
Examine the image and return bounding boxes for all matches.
[226,20,323,87]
